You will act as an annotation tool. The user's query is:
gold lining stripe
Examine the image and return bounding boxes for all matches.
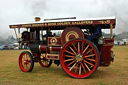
[39,45,41,53]
[46,54,59,60]
[49,46,52,52]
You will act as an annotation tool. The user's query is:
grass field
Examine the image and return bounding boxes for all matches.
[0,46,128,85]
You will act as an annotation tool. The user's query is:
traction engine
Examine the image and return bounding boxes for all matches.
[9,17,116,78]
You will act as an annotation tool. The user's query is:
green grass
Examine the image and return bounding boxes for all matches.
[0,46,128,85]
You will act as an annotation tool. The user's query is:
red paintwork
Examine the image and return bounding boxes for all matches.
[40,37,115,67]
[32,53,40,62]
[47,55,58,59]
[39,45,61,53]
[99,38,114,66]
[49,46,61,52]
[39,45,48,52]
[48,37,61,46]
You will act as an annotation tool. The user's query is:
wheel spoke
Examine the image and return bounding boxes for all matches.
[84,62,91,71]
[65,55,75,58]
[69,46,76,55]
[27,64,31,69]
[28,60,31,63]
[78,42,80,52]
[47,61,49,64]
[64,59,74,62]
[84,54,95,58]
[83,60,94,66]
[23,64,25,69]
[26,64,29,70]
[86,58,95,62]
[46,61,48,64]
[75,64,78,73]
[79,64,81,75]
[23,55,25,60]
[68,60,75,66]
[45,61,47,65]
[81,42,84,52]
[44,61,46,65]
[40,55,43,59]
[22,62,25,67]
[72,43,78,52]
[26,54,28,60]
[81,63,87,73]
[69,63,76,71]
[43,61,45,65]
[22,57,24,61]
[28,63,31,67]
[23,56,25,61]
[41,60,44,62]
[46,61,48,65]
[85,49,93,55]
[25,54,27,60]
[83,45,89,54]
[65,50,75,55]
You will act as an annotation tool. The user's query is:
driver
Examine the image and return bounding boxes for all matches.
[88,25,102,41]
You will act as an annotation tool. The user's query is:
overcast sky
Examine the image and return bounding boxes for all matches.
[0,0,128,38]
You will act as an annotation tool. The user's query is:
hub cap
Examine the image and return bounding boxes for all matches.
[75,53,83,62]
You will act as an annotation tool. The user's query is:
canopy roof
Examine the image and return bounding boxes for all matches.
[9,16,116,30]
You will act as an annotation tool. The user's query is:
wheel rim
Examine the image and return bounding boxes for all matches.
[60,38,99,78]
[39,54,52,67]
[19,52,32,72]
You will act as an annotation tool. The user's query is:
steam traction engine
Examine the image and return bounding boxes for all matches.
[9,17,116,78]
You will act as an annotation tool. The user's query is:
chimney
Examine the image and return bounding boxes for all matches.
[34,17,41,21]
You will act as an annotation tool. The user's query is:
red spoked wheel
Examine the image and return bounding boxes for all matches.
[60,38,100,78]
[39,54,52,67]
[19,51,34,72]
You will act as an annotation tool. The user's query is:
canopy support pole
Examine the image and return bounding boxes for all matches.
[110,24,113,39]
[18,28,21,49]
[18,28,20,42]
[41,27,43,42]
[14,29,18,42]
[27,28,29,31]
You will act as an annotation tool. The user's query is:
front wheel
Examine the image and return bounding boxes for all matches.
[19,51,34,72]
[60,38,100,78]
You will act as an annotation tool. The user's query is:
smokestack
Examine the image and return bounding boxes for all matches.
[34,17,41,21]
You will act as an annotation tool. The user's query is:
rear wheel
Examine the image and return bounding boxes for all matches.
[60,38,100,78]
[19,51,34,72]
[39,54,52,67]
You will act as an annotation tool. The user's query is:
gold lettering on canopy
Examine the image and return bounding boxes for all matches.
[32,24,44,27]
[11,20,95,28]
[11,25,18,28]
[45,23,47,26]
[22,24,31,28]
[48,23,56,26]
[57,22,70,25]
[72,21,93,25]
[86,21,93,24]
[99,20,110,24]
